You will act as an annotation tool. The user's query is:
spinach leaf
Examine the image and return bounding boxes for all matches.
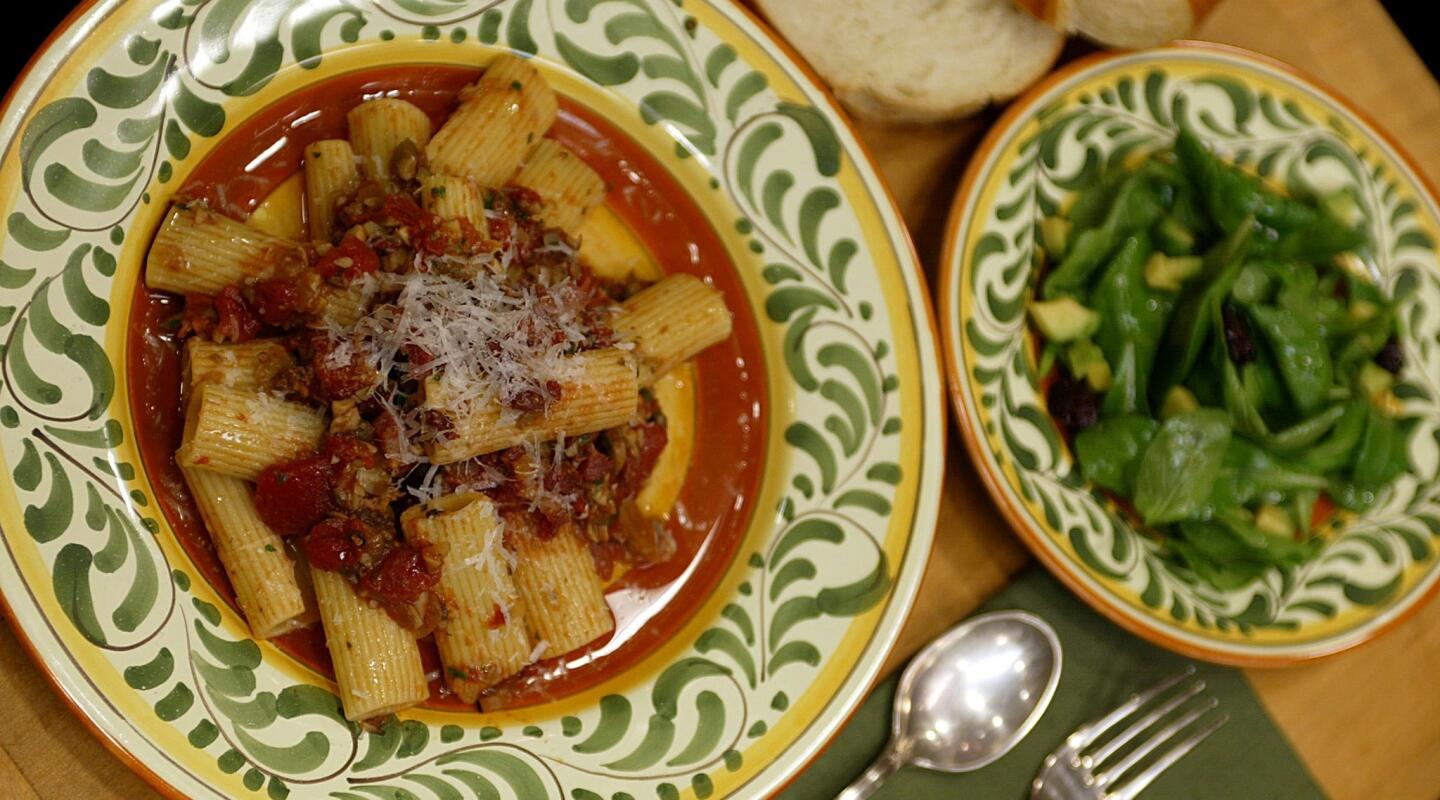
[1152,219,1254,398]
[1044,172,1165,299]
[1102,341,1143,417]
[1296,399,1368,473]
[1265,404,1348,454]
[1175,129,1325,236]
[1171,522,1271,590]
[1092,232,1174,414]
[1075,415,1160,495]
[1133,409,1233,525]
[1352,406,1410,490]
[1248,303,1334,416]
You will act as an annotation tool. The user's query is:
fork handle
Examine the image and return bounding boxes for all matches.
[836,744,907,800]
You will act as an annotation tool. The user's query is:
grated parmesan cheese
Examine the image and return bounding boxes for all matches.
[331,250,597,461]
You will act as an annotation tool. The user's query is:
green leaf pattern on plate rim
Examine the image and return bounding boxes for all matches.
[0,0,932,797]
[956,52,1440,647]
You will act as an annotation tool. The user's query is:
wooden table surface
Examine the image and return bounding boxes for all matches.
[3,1,1438,798]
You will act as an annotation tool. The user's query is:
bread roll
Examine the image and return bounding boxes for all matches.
[755,0,1064,123]
[1016,0,1218,49]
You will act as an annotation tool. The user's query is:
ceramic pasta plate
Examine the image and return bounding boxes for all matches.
[942,43,1440,667]
[0,1,944,797]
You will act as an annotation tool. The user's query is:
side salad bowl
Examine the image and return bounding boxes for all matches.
[941,42,1440,667]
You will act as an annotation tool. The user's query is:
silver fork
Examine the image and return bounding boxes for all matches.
[1031,667,1228,800]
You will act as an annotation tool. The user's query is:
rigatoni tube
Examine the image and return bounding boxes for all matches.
[423,348,638,464]
[146,205,307,295]
[426,54,557,186]
[184,338,295,393]
[303,139,360,242]
[512,139,606,235]
[183,467,314,639]
[421,174,488,238]
[507,522,613,656]
[400,493,532,702]
[177,385,325,481]
[347,98,433,184]
[310,567,429,721]
[613,274,733,386]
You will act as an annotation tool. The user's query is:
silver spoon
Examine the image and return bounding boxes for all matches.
[837,610,1063,800]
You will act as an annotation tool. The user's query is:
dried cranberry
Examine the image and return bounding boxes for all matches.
[1222,306,1256,365]
[1047,369,1100,433]
[1376,336,1404,374]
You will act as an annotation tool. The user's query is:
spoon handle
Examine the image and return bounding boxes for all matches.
[835,744,906,800]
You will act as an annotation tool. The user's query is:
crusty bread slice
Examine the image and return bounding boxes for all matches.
[1016,0,1217,49]
[755,0,1064,124]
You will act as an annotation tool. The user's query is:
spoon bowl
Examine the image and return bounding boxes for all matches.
[838,611,1062,799]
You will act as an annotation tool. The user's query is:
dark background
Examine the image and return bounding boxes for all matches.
[2,3,1435,118]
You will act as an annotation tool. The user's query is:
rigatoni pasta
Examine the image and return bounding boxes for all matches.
[144,58,734,718]
[183,467,314,638]
[421,174,488,237]
[146,205,308,295]
[509,521,614,656]
[401,494,531,702]
[311,567,430,721]
[426,54,557,185]
[613,274,734,385]
[423,348,638,464]
[303,139,360,242]
[185,338,294,391]
[178,384,325,481]
[512,139,607,235]
[347,98,433,184]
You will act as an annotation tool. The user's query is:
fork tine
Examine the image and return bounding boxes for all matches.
[1096,696,1217,785]
[1067,667,1196,750]
[1084,679,1206,767]
[1107,710,1229,800]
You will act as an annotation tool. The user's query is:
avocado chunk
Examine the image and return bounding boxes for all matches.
[1154,215,1196,256]
[1029,297,1101,343]
[1254,505,1295,538]
[1040,216,1073,261]
[1320,188,1365,229]
[1064,339,1112,391]
[1143,253,1204,292]
[1160,385,1199,419]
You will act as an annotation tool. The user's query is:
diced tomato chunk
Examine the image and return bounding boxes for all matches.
[301,517,362,571]
[360,545,437,604]
[254,454,333,536]
[313,234,380,282]
[213,285,261,342]
[251,277,310,327]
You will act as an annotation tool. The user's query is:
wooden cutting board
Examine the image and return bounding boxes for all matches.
[2,1,1437,798]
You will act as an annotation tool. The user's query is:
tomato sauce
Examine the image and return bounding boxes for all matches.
[126,66,766,710]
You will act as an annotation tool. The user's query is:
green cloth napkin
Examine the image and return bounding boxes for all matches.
[781,568,1326,799]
